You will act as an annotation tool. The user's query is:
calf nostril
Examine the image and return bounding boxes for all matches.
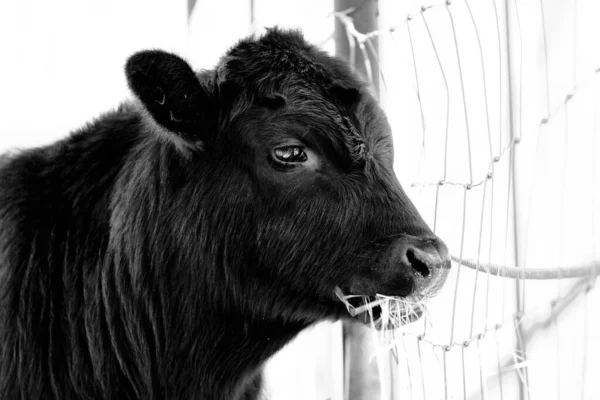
[407,249,430,278]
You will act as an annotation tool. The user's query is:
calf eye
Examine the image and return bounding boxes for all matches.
[272,146,308,165]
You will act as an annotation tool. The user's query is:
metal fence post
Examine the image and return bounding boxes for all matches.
[334,2,382,399]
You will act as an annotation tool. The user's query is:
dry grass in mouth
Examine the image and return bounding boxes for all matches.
[335,286,431,332]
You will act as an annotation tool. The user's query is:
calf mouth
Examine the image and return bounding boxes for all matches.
[335,235,451,329]
[335,288,427,330]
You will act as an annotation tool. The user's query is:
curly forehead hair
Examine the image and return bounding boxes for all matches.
[220,29,332,85]
[218,28,367,94]
[216,28,367,164]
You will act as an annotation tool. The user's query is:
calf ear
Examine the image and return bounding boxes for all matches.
[125,50,209,140]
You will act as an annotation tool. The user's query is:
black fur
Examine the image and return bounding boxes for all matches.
[0,29,449,399]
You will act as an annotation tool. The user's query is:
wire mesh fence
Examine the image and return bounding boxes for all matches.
[330,0,600,399]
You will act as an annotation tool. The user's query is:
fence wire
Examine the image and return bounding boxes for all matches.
[331,0,600,399]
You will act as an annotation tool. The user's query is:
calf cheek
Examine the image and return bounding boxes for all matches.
[256,196,362,294]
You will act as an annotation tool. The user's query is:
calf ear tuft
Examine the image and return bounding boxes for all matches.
[125,50,210,139]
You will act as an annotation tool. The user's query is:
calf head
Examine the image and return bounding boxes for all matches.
[124,28,450,330]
